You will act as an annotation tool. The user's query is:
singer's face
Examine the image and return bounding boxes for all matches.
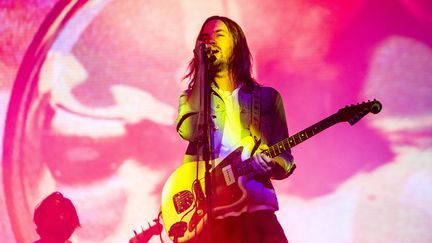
[199,20,234,67]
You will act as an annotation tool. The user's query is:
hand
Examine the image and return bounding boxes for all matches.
[251,152,273,176]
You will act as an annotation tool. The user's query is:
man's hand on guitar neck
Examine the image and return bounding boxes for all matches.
[251,152,273,176]
[251,143,293,179]
[251,144,274,176]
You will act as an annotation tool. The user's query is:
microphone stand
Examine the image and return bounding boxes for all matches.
[197,43,214,243]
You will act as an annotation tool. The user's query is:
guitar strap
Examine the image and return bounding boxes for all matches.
[250,86,262,152]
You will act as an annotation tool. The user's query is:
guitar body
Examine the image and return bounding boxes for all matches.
[161,161,206,242]
[161,138,255,242]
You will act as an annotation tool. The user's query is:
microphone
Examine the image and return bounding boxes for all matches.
[201,43,217,63]
[202,43,211,54]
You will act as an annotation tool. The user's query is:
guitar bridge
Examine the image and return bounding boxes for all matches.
[173,190,194,214]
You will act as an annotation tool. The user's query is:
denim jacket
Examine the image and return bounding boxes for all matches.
[175,84,295,214]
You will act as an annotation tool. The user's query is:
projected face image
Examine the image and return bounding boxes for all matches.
[39,6,188,243]
[3,0,190,242]
[2,0,432,243]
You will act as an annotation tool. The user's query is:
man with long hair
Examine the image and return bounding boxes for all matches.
[175,16,295,243]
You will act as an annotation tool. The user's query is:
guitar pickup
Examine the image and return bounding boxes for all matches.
[222,165,235,186]
[173,190,194,214]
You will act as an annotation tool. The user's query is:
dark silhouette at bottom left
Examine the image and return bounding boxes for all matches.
[33,191,80,243]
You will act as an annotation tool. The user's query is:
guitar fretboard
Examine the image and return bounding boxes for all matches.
[233,113,341,177]
[264,114,340,158]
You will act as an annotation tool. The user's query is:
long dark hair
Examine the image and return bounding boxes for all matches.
[34,191,80,241]
[183,16,257,90]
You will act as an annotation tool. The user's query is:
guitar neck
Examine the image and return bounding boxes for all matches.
[234,98,382,176]
[263,113,340,158]
[233,113,341,177]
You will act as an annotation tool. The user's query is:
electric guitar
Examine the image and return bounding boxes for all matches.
[161,99,382,242]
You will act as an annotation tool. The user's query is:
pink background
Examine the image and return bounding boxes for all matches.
[1,0,431,242]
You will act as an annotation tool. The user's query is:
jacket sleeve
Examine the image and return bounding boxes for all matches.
[175,90,202,142]
[267,89,296,180]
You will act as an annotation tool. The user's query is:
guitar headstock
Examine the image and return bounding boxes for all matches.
[337,99,382,125]
[129,219,163,243]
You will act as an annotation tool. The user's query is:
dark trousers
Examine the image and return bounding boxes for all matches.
[187,210,288,243]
